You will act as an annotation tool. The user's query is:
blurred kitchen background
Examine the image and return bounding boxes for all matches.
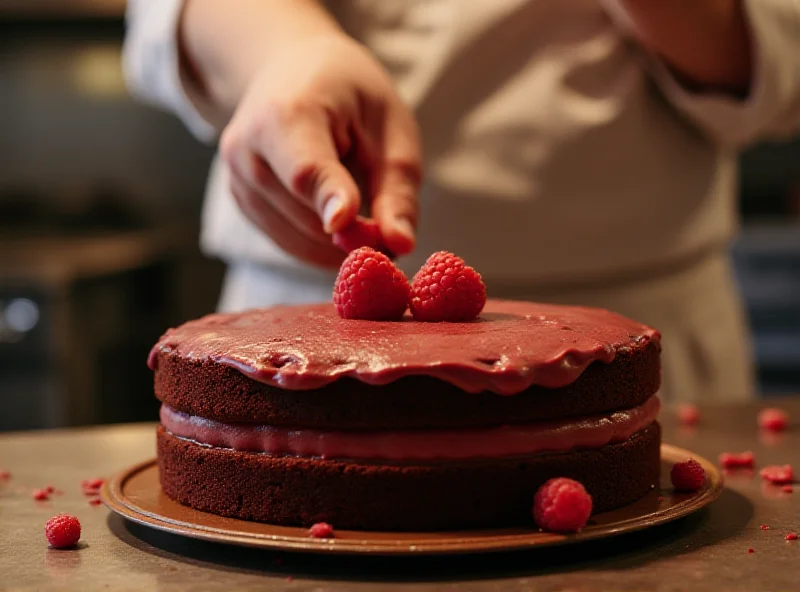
[1,1,799,431]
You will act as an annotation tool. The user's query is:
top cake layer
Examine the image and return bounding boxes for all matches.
[148,299,659,395]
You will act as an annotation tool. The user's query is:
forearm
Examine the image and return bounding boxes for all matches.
[617,0,752,94]
[179,0,343,124]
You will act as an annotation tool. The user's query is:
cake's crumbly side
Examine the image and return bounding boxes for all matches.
[154,342,659,430]
[157,422,661,531]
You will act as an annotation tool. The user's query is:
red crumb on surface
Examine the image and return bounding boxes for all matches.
[82,488,100,497]
[45,514,81,548]
[670,459,706,492]
[719,451,755,469]
[759,464,793,485]
[533,477,593,533]
[88,498,103,507]
[32,489,50,501]
[0,470,9,480]
[86,478,104,489]
[760,524,771,530]
[786,532,799,541]
[409,251,486,322]
[677,403,700,426]
[781,484,793,493]
[757,408,789,432]
[747,548,755,554]
[44,485,55,494]
[333,247,410,321]
[309,522,335,539]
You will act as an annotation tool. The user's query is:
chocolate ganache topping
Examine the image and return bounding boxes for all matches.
[148,299,660,395]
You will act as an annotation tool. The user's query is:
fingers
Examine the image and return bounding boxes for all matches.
[228,171,346,269]
[249,104,361,233]
[227,148,330,245]
[370,104,422,256]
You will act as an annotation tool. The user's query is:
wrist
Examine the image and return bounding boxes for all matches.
[180,0,345,121]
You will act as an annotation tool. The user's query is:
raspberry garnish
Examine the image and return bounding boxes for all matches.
[719,451,755,469]
[670,458,706,492]
[333,247,410,320]
[45,514,81,548]
[332,217,390,255]
[759,464,793,485]
[33,489,50,501]
[677,403,700,426]
[782,484,793,493]
[533,477,593,533]
[309,522,335,539]
[409,251,486,322]
[786,532,798,541]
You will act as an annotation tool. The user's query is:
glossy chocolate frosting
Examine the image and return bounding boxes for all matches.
[148,300,659,395]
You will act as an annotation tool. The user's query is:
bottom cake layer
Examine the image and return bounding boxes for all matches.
[157,422,661,531]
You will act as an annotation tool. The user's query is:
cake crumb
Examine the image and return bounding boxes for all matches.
[88,498,103,507]
[719,451,755,469]
[760,524,770,530]
[757,408,789,432]
[759,464,793,485]
[309,522,335,539]
[32,489,50,501]
[781,484,793,493]
[747,548,755,554]
[677,403,700,426]
[0,470,10,480]
[786,532,798,541]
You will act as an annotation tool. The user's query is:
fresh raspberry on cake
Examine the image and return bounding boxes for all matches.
[759,464,793,485]
[332,217,389,255]
[533,477,593,533]
[409,251,486,322]
[45,514,81,548]
[670,458,705,491]
[333,247,410,320]
[757,408,789,432]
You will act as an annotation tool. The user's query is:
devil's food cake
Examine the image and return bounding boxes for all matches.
[149,299,661,531]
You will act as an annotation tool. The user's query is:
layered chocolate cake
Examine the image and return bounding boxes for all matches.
[149,299,661,531]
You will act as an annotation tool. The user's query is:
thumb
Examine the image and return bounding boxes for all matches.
[371,106,422,256]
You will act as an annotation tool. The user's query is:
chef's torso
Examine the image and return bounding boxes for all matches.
[201,0,735,285]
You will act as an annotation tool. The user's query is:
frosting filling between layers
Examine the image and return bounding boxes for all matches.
[160,396,660,462]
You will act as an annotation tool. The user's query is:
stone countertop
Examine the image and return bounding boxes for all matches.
[1,399,799,591]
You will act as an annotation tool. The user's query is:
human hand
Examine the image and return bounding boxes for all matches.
[219,34,422,268]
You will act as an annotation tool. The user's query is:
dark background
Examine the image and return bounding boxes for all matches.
[1,2,799,431]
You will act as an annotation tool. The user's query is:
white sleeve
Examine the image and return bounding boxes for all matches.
[122,0,217,143]
[603,0,800,149]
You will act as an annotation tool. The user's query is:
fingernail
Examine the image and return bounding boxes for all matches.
[393,217,415,241]
[322,194,344,233]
